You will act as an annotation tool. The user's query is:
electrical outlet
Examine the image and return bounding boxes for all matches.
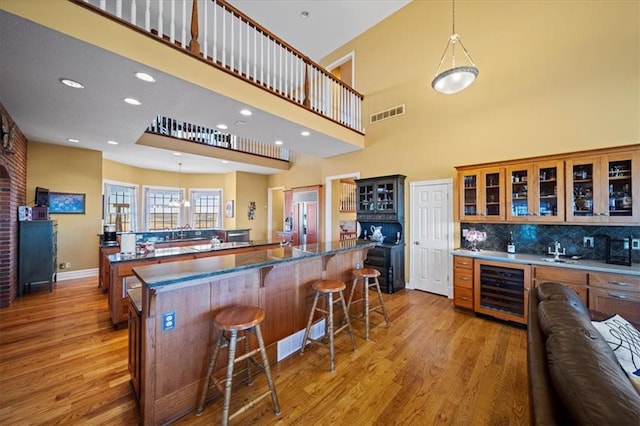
[64,262,71,269]
[59,263,66,269]
[162,311,176,331]
[583,236,594,248]
[195,231,201,236]
[632,238,640,250]
[462,228,469,237]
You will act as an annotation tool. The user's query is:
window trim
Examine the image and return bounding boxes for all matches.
[189,188,223,229]
[103,179,139,232]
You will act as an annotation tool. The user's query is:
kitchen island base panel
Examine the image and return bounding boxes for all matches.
[136,245,369,425]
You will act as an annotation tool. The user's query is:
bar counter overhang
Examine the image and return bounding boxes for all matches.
[132,239,375,425]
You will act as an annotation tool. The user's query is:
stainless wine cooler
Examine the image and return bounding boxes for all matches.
[474,259,531,324]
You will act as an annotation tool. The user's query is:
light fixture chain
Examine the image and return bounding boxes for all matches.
[452,0,456,35]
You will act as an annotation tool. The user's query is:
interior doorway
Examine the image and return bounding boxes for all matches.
[324,172,360,242]
[409,179,453,297]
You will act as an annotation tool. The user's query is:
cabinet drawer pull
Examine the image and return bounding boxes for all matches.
[459,277,469,281]
[608,293,630,300]
[459,296,469,301]
[608,281,631,287]
[459,261,469,266]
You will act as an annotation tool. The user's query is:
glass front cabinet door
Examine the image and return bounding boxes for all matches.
[506,160,564,222]
[566,151,639,223]
[459,167,505,221]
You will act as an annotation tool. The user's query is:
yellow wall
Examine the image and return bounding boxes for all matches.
[234,172,269,240]
[26,142,102,271]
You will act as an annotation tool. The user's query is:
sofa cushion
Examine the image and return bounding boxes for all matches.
[545,316,640,425]
[536,282,588,315]
[592,314,640,392]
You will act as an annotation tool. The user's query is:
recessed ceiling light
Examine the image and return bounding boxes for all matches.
[124,97,141,106]
[275,140,283,145]
[235,120,245,126]
[301,130,310,136]
[240,109,252,116]
[300,11,310,19]
[135,72,156,82]
[66,138,80,143]
[107,140,119,145]
[173,152,182,156]
[60,78,84,89]
[221,160,229,164]
[216,124,228,130]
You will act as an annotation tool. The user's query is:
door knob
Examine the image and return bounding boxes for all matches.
[414,241,420,245]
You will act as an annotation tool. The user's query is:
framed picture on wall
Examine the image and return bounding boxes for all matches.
[49,192,86,214]
[225,200,234,218]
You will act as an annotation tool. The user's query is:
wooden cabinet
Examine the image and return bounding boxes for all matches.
[99,245,119,292]
[453,255,474,309]
[18,220,57,296]
[588,272,640,327]
[506,160,565,222]
[456,145,639,224]
[356,174,405,222]
[364,244,405,293]
[127,287,142,401]
[532,265,588,306]
[566,151,639,223]
[459,167,505,222]
[474,259,531,324]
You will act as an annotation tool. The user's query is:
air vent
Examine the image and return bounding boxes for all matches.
[370,104,405,124]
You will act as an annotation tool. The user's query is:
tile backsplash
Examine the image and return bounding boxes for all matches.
[460,223,640,264]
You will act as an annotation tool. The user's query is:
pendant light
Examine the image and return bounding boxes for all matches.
[169,163,190,207]
[432,0,478,94]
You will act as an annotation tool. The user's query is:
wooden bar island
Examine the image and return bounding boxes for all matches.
[131,239,375,425]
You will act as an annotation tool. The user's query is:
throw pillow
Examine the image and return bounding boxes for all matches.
[592,314,640,392]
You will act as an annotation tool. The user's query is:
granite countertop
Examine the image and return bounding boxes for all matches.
[108,240,275,263]
[452,249,640,276]
[133,240,376,288]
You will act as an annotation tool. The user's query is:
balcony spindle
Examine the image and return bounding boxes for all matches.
[188,0,200,54]
[144,0,150,31]
[131,0,137,26]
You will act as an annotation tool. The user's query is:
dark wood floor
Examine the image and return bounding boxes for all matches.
[0,277,529,425]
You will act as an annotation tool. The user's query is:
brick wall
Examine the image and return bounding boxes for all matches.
[0,103,28,307]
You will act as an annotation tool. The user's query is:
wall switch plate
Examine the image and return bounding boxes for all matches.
[583,236,594,248]
[162,311,176,331]
[632,238,640,250]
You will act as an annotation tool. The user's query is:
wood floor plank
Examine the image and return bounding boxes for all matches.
[0,277,529,425]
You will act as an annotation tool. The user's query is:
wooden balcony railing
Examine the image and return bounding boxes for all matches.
[147,115,290,162]
[73,0,364,133]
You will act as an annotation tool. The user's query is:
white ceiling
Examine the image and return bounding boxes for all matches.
[0,1,410,174]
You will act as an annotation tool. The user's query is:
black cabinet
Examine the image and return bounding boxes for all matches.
[356,174,405,222]
[364,244,405,294]
[18,220,57,295]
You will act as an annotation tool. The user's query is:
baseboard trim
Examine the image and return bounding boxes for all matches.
[57,268,98,281]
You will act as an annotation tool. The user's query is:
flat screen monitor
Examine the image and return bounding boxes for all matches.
[35,186,49,207]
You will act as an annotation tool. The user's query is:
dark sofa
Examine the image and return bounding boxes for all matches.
[527,282,640,425]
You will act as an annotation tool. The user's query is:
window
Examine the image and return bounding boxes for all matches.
[104,182,138,232]
[190,190,223,229]
[144,187,184,230]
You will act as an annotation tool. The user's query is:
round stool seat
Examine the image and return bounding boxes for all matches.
[313,279,346,293]
[353,268,380,279]
[214,305,265,331]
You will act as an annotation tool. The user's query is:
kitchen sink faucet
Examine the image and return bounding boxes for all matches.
[548,241,567,261]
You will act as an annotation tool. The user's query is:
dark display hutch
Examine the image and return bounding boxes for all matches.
[355,174,406,293]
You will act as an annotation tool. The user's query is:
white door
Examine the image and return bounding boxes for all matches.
[410,180,453,297]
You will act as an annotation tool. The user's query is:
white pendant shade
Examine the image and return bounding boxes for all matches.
[432,66,479,94]
[431,0,478,95]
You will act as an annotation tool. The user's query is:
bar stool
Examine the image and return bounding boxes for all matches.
[347,268,390,340]
[196,305,280,425]
[300,279,357,372]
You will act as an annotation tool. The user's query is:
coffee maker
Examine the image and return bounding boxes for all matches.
[103,224,118,246]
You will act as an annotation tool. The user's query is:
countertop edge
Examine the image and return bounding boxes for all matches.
[135,241,377,288]
[451,249,640,276]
